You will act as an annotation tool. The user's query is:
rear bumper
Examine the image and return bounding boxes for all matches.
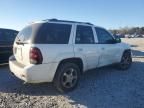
[9,55,58,83]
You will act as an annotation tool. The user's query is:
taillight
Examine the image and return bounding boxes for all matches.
[29,47,43,64]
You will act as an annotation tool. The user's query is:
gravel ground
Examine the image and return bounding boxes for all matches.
[0,38,144,108]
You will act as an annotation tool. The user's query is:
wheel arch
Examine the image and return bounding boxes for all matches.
[123,49,132,56]
[53,57,84,82]
[120,49,132,60]
[57,57,83,74]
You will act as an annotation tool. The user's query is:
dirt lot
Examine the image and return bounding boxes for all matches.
[0,38,144,108]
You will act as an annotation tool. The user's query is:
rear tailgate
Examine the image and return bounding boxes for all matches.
[13,43,31,66]
[13,25,33,66]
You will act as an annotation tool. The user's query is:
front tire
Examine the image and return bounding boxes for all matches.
[117,50,132,70]
[54,63,80,93]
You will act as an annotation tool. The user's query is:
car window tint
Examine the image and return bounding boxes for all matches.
[75,25,94,44]
[36,23,72,44]
[10,31,18,42]
[0,30,18,42]
[95,27,114,44]
[17,26,32,42]
[3,31,18,42]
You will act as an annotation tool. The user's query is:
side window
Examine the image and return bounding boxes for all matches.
[95,27,114,44]
[36,23,72,44]
[75,25,95,44]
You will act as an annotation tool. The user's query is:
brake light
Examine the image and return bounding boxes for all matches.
[29,47,43,64]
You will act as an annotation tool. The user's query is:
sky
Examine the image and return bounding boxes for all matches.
[0,0,144,31]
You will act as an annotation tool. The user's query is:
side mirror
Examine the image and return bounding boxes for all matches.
[115,38,121,43]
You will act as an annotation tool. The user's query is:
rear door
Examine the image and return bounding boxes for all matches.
[95,27,122,67]
[74,25,100,70]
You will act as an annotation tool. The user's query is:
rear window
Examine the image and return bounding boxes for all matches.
[35,23,72,44]
[16,26,32,42]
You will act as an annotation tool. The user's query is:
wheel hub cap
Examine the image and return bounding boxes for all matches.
[62,68,78,88]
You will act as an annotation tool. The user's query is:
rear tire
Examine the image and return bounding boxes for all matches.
[117,50,132,70]
[54,62,80,93]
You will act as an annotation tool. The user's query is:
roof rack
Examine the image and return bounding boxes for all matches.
[42,18,93,25]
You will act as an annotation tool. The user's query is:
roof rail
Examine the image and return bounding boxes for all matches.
[43,18,58,21]
[42,18,93,25]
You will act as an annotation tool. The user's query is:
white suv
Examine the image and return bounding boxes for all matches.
[9,19,132,92]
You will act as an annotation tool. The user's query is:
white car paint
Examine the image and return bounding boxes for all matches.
[9,56,59,83]
[9,20,131,83]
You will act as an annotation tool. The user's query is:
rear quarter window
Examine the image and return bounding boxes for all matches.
[35,23,72,44]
